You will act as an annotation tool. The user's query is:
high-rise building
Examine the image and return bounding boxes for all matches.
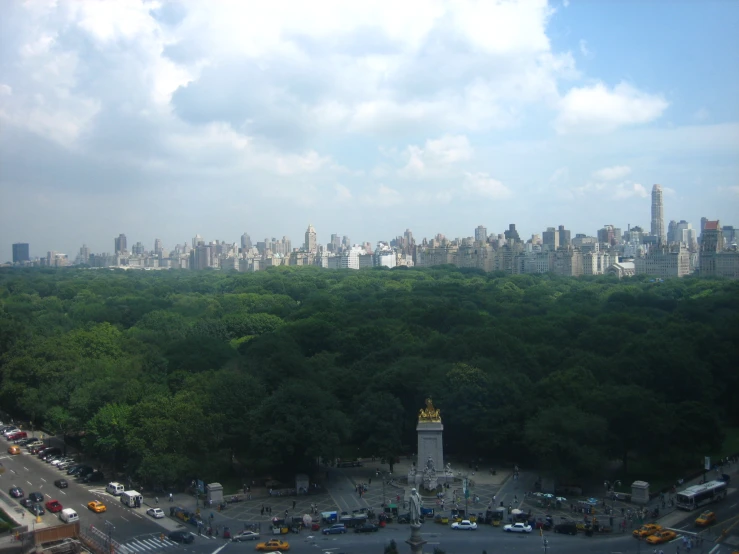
[12,243,30,263]
[542,227,559,251]
[76,244,90,265]
[192,234,204,248]
[651,184,666,243]
[557,225,571,247]
[305,224,317,253]
[154,239,163,255]
[114,234,127,254]
[132,242,145,256]
[504,224,520,243]
[474,225,487,244]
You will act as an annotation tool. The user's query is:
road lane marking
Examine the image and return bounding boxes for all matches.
[120,516,128,522]
[731,503,737,508]
[26,481,32,485]
[40,478,46,482]
[211,543,229,554]
[23,467,28,471]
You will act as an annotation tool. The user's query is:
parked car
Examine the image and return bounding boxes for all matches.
[87,501,106,513]
[29,492,44,503]
[7,431,28,441]
[82,470,105,483]
[255,539,289,551]
[9,487,24,498]
[56,461,74,470]
[72,466,94,477]
[39,447,61,460]
[451,520,478,531]
[322,524,347,535]
[554,522,578,535]
[20,498,34,508]
[146,508,165,519]
[504,522,532,533]
[354,523,379,533]
[24,440,43,449]
[231,530,260,542]
[28,504,45,516]
[168,531,195,544]
[45,500,63,513]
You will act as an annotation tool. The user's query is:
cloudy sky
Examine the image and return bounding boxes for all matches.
[1,0,738,261]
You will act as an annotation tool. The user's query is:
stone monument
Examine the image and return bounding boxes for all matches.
[408,398,451,490]
[406,488,426,554]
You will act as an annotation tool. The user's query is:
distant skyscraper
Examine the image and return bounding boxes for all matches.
[542,227,559,251]
[12,243,30,263]
[241,232,252,250]
[651,184,666,243]
[305,224,317,253]
[474,225,487,243]
[557,225,571,247]
[192,234,204,248]
[114,234,127,254]
[504,224,520,242]
[154,238,163,255]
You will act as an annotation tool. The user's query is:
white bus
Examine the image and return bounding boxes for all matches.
[675,480,728,510]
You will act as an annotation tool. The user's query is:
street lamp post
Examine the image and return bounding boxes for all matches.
[376,470,392,508]
[104,520,114,554]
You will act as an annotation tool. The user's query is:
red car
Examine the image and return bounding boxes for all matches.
[7,431,27,441]
[45,500,63,513]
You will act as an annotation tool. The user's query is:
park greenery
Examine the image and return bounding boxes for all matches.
[0,266,737,489]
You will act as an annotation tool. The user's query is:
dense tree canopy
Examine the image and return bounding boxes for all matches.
[0,267,736,486]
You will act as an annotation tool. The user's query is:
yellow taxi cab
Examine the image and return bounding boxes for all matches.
[646,530,676,544]
[87,501,106,513]
[695,510,716,526]
[255,539,290,551]
[7,445,21,455]
[633,523,662,538]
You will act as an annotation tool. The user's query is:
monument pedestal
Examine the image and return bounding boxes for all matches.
[406,523,426,554]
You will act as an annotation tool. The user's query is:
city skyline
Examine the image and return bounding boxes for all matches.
[2,1,739,263]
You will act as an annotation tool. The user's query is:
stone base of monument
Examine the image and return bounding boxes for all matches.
[406,523,427,554]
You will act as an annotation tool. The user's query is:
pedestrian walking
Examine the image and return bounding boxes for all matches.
[155,497,159,505]
[261,507,264,516]
[169,493,173,502]
[292,500,296,509]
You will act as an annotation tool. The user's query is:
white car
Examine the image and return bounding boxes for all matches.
[504,522,532,533]
[231,531,260,542]
[451,520,478,530]
[146,508,165,519]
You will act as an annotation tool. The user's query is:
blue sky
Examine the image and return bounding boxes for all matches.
[1,0,738,261]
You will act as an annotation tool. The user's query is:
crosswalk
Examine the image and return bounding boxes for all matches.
[121,537,178,552]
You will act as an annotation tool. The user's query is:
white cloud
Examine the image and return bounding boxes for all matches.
[592,165,631,181]
[335,183,352,201]
[717,186,739,197]
[550,167,569,182]
[612,182,648,200]
[579,39,592,58]
[556,82,668,134]
[462,172,512,200]
[399,135,473,178]
[563,0,570,6]
[363,184,403,206]
[693,107,710,122]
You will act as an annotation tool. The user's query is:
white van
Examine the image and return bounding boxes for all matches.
[120,490,143,508]
[106,482,125,496]
[59,509,79,523]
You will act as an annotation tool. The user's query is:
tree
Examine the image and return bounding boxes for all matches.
[353,392,405,472]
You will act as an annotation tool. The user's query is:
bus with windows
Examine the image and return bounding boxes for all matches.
[675,480,728,510]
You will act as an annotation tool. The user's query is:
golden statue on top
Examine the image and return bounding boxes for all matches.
[418,398,441,422]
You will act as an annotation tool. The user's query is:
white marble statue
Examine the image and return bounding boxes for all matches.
[409,488,422,526]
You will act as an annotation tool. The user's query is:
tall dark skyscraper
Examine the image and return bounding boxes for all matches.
[114,233,127,254]
[651,184,666,243]
[12,243,30,263]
